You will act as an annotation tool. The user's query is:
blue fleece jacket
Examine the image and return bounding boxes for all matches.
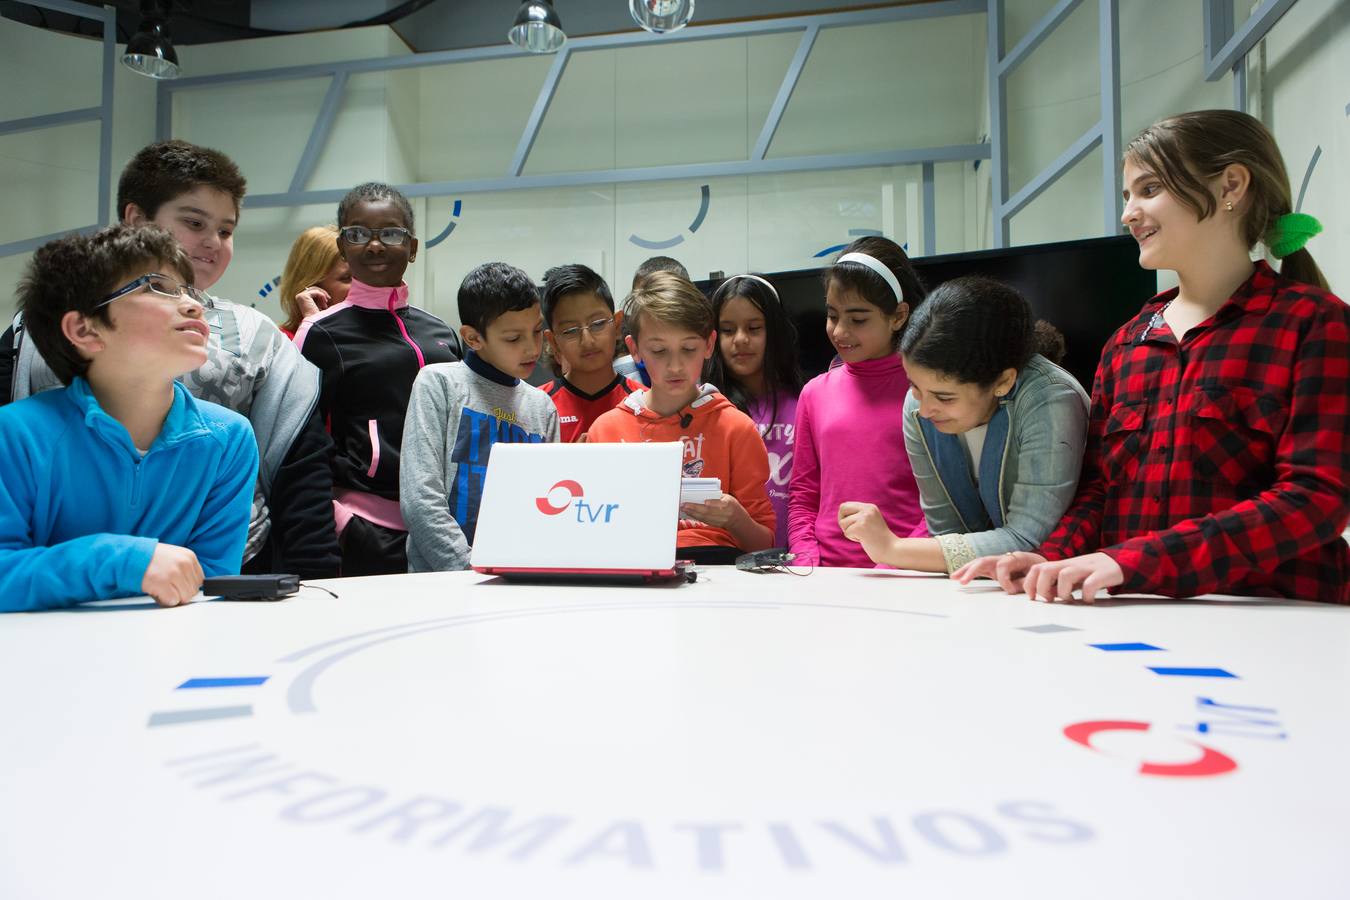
[0,377,258,611]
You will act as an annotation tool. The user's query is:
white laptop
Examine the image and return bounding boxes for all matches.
[471,442,692,582]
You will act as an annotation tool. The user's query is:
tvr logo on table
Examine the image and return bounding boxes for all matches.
[535,479,620,524]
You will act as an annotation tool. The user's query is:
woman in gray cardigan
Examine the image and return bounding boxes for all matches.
[839,276,1088,573]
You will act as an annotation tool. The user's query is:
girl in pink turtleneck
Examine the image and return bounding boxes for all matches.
[788,236,926,567]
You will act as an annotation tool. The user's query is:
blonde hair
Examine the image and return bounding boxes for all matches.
[624,270,714,340]
[1125,110,1327,289]
[278,225,342,333]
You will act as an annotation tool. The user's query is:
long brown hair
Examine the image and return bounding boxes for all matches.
[1124,110,1327,290]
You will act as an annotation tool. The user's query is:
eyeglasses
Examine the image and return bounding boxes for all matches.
[339,225,412,246]
[95,273,213,310]
[554,316,615,343]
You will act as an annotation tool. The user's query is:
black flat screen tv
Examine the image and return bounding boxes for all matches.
[697,234,1157,390]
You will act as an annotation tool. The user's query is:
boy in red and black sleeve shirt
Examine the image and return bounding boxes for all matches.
[539,264,642,442]
[1038,260,1349,603]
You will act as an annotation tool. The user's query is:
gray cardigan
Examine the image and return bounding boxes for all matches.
[902,354,1089,572]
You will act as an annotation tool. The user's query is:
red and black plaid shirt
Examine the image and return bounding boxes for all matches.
[1039,261,1349,603]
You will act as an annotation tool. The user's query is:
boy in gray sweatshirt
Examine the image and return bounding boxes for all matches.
[401,263,559,571]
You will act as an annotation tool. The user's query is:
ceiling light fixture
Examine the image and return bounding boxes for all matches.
[630,0,694,34]
[121,0,180,80]
[508,0,567,53]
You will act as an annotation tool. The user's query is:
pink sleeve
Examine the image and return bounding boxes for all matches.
[787,387,821,565]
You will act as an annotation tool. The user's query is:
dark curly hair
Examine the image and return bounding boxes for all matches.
[899,276,1035,387]
[706,274,803,421]
[337,182,415,235]
[18,225,195,385]
[117,140,247,221]
[824,236,926,347]
[458,261,539,335]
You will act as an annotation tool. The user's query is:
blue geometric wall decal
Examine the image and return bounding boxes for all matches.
[628,184,710,250]
[256,275,281,299]
[687,185,711,232]
[629,232,685,251]
[813,231,901,259]
[1295,145,1321,213]
[426,199,464,249]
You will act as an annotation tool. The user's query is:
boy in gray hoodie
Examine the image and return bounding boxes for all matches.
[401,262,559,571]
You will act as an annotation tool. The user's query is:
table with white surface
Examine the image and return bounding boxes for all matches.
[1,568,1346,899]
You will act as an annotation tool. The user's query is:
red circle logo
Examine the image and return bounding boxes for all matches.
[536,479,584,515]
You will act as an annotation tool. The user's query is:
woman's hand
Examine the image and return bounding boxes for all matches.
[295,286,334,319]
[952,551,1047,594]
[1022,553,1124,604]
[838,501,898,564]
[952,551,1123,603]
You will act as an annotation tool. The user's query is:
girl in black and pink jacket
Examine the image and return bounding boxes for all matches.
[295,182,460,575]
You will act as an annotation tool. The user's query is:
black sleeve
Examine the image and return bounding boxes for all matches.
[266,403,341,579]
[0,323,18,408]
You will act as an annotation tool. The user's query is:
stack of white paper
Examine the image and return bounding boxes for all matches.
[680,477,723,505]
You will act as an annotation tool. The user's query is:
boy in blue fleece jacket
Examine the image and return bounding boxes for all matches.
[0,226,258,611]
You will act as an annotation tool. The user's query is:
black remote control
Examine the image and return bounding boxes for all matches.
[202,574,300,601]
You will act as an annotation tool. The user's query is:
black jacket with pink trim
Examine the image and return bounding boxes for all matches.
[294,280,460,502]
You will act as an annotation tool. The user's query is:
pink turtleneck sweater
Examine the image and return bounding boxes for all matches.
[788,354,925,567]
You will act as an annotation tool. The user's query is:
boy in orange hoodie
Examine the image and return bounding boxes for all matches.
[587,271,775,565]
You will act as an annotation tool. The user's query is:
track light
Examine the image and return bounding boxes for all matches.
[508,0,566,53]
[121,0,179,79]
[630,0,694,34]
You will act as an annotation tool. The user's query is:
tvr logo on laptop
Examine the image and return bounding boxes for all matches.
[535,479,621,524]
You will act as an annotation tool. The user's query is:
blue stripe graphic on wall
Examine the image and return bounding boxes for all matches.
[687,185,711,232]
[813,231,903,259]
[256,275,280,299]
[177,676,270,689]
[628,185,711,249]
[1295,146,1321,213]
[426,199,464,249]
[1148,667,1238,679]
[1089,642,1163,652]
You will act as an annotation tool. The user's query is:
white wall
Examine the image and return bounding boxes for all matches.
[1002,0,1235,247]
[3,2,1348,328]
[0,22,413,322]
[1258,0,1350,292]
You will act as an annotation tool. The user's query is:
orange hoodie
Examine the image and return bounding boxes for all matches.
[587,385,775,550]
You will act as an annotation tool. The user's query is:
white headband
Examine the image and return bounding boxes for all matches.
[836,252,905,306]
[723,273,779,301]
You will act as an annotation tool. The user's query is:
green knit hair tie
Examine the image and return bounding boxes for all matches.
[1266,212,1322,259]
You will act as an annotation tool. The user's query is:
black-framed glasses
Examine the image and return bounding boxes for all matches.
[554,316,615,343]
[339,225,412,246]
[95,273,212,310]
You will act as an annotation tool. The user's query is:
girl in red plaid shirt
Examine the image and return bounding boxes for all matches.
[956,110,1349,604]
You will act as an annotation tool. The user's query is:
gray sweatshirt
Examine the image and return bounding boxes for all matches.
[400,357,559,572]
